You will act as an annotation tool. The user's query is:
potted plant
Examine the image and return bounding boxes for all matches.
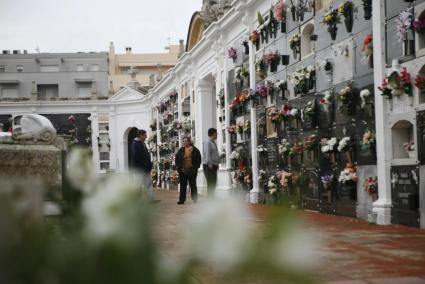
[338,1,355,34]
[274,0,286,33]
[404,141,415,158]
[322,9,341,41]
[362,0,372,20]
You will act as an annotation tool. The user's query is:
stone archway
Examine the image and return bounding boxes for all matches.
[124,127,138,170]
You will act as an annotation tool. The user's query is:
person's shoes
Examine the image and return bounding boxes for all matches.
[177,201,184,205]
[149,199,161,204]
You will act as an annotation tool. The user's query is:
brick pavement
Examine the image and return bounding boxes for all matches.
[152,190,425,284]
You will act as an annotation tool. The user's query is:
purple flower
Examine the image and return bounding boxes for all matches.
[413,18,425,33]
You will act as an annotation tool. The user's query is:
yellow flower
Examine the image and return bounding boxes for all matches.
[338,5,344,14]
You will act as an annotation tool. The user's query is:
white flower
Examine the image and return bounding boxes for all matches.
[337,137,350,152]
[294,79,300,85]
[328,138,337,146]
[182,198,253,273]
[307,65,314,72]
[271,224,319,270]
[290,109,298,116]
[269,187,277,194]
[230,151,239,160]
[83,173,140,242]
[305,72,310,79]
[67,148,97,194]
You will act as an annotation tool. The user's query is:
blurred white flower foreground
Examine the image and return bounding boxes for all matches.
[67,148,320,280]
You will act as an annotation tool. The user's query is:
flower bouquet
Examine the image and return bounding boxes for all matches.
[320,91,333,113]
[268,175,280,195]
[322,9,341,40]
[228,47,237,62]
[278,139,291,159]
[360,89,371,109]
[415,74,425,95]
[404,141,415,158]
[321,138,337,163]
[321,175,333,191]
[363,176,378,196]
[361,34,373,68]
[255,57,267,79]
[396,8,413,42]
[249,30,260,50]
[237,121,244,139]
[338,163,357,185]
[265,51,280,72]
[265,80,275,102]
[337,136,351,152]
[338,1,355,33]
[289,33,301,58]
[267,107,281,131]
[290,65,316,95]
[274,0,286,33]
[338,82,355,115]
[378,77,392,99]
[413,18,425,34]
[276,170,294,191]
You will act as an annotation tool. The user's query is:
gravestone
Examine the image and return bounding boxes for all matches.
[391,165,420,228]
[0,114,63,200]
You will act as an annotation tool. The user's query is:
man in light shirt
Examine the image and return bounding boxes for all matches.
[202,128,220,197]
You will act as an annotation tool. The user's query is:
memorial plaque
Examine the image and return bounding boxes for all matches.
[265,137,278,169]
[391,165,420,227]
[417,111,425,165]
[302,169,320,211]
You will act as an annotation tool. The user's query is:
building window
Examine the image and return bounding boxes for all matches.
[1,88,18,98]
[0,65,5,73]
[78,82,92,98]
[40,65,59,72]
[16,65,23,72]
[37,84,59,100]
[76,64,85,72]
[91,64,99,71]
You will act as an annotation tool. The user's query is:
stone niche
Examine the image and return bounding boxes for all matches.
[391,119,415,160]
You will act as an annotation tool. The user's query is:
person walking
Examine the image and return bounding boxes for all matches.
[202,128,220,197]
[130,129,160,203]
[175,136,201,205]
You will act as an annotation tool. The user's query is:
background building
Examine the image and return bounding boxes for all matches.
[108,41,184,94]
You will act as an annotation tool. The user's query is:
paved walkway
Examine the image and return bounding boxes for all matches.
[152,190,425,284]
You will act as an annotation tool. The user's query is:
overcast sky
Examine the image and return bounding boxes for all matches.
[0,0,201,54]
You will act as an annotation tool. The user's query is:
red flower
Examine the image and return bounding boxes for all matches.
[362,34,373,52]
[68,115,76,123]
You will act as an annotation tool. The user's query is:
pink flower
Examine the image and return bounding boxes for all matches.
[274,0,285,22]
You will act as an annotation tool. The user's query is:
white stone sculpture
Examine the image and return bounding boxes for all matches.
[12,114,57,144]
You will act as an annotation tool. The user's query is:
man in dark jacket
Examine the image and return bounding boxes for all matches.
[130,129,159,202]
[175,136,201,204]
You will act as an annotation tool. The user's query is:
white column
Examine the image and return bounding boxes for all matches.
[372,0,392,225]
[248,39,260,203]
[109,107,117,171]
[90,111,100,172]
[223,56,232,169]
[177,87,183,148]
[156,108,161,175]
[194,79,214,151]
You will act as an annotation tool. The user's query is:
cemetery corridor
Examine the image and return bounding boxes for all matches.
[152,190,425,284]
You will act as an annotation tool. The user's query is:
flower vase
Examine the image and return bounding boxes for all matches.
[243,42,249,55]
[245,130,251,140]
[329,152,336,164]
[328,25,338,41]
[239,132,244,140]
[344,14,354,33]
[281,20,286,33]
[364,0,372,20]
[403,39,415,56]
[264,29,269,43]
[345,151,352,164]
[291,6,296,22]
[260,30,265,43]
[292,48,297,58]
[232,57,236,64]
[368,53,374,68]
[408,151,415,159]
[270,94,274,104]
[255,41,260,51]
